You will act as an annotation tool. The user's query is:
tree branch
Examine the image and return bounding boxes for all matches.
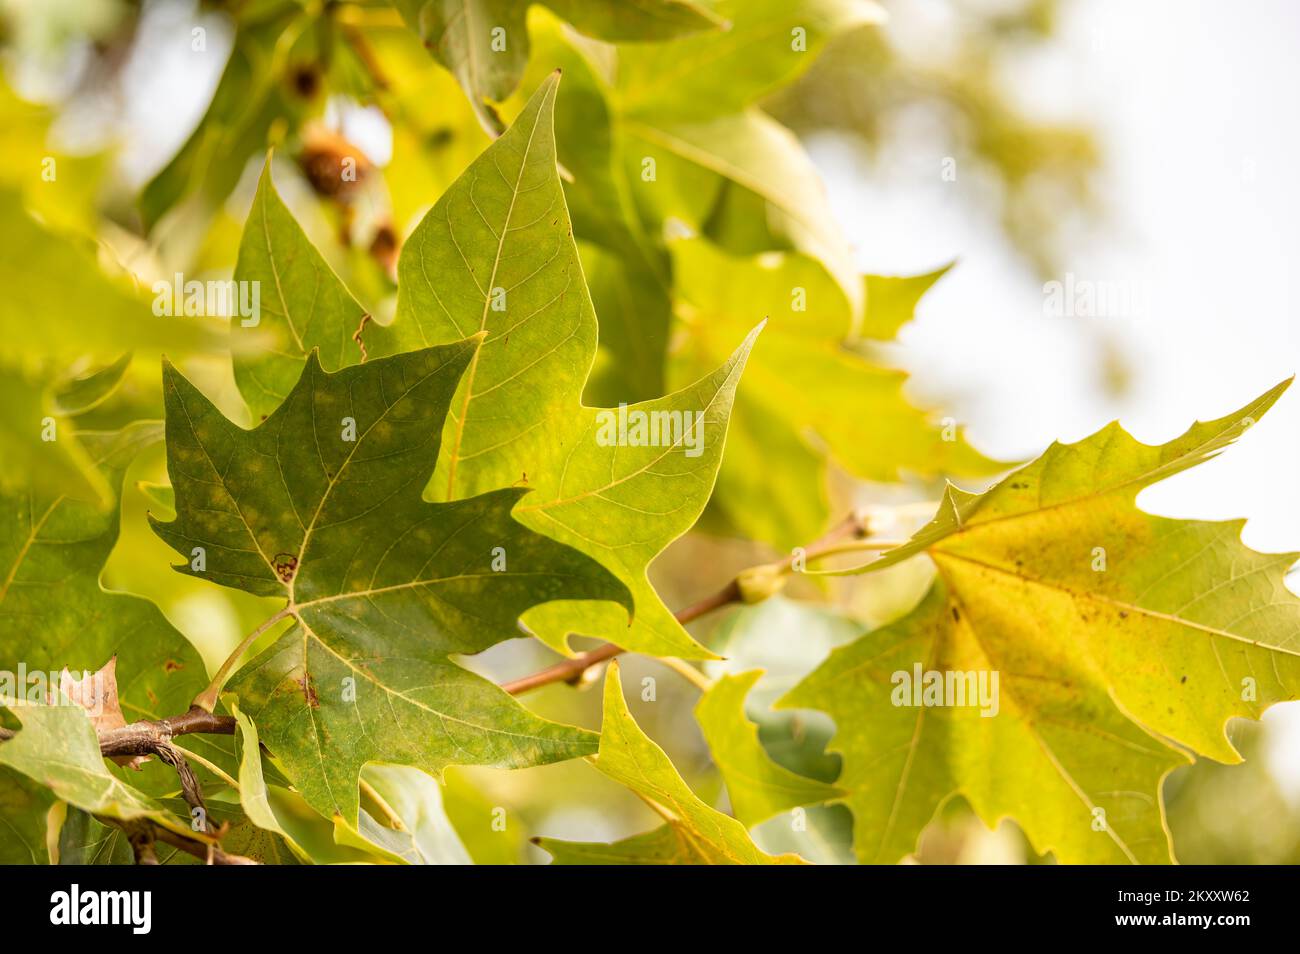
[97,706,236,758]
[502,508,879,695]
[101,817,259,866]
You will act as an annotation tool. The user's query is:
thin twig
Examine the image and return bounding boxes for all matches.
[150,824,258,865]
[502,509,880,695]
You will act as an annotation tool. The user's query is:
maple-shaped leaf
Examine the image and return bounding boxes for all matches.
[0,423,205,722]
[781,380,1300,863]
[535,661,808,864]
[671,239,1002,547]
[150,339,631,826]
[388,0,723,133]
[695,670,842,828]
[394,73,759,659]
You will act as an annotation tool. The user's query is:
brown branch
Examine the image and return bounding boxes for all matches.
[97,706,236,758]
[125,820,159,865]
[100,816,259,866]
[502,509,876,696]
[97,712,255,863]
[153,826,258,865]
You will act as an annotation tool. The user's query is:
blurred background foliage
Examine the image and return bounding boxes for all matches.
[0,0,1290,865]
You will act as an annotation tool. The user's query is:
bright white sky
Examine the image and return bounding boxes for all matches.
[814,0,1300,791]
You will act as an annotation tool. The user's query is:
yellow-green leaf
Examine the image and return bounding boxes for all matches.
[782,380,1300,863]
[695,670,843,827]
[395,75,759,658]
[536,661,809,864]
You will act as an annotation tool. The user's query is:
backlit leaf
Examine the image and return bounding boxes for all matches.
[782,381,1300,863]
[395,75,759,658]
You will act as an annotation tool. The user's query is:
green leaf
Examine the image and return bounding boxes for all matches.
[52,353,134,418]
[57,808,135,865]
[617,0,884,121]
[695,670,843,827]
[151,340,631,826]
[0,703,193,839]
[670,238,1002,547]
[0,768,54,864]
[0,423,207,723]
[395,75,759,658]
[0,189,216,502]
[57,799,306,865]
[626,108,864,319]
[536,661,809,864]
[389,0,722,133]
[781,380,1300,863]
[231,703,310,862]
[609,0,882,314]
[231,162,371,421]
[340,764,473,864]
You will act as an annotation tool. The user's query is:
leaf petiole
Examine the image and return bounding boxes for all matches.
[192,606,296,713]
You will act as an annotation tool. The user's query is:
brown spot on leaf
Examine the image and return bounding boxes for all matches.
[163,658,185,674]
[273,552,299,583]
[298,674,319,708]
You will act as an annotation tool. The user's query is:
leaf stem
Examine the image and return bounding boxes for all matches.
[792,538,908,567]
[173,743,242,791]
[359,778,407,831]
[192,606,296,713]
[659,657,714,693]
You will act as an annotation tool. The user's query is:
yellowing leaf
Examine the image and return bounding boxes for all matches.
[782,380,1300,863]
[536,661,809,864]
